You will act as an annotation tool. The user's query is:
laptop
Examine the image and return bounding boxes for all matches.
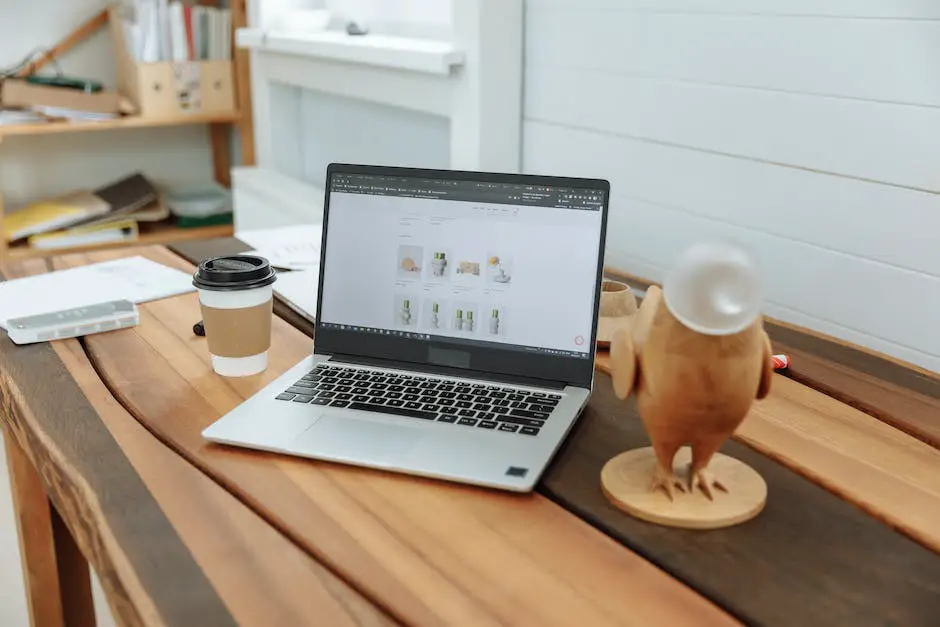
[202,164,610,492]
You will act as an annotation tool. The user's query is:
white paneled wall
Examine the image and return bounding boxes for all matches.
[298,91,450,188]
[523,0,940,372]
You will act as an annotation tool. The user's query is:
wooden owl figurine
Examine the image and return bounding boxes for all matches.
[609,243,773,501]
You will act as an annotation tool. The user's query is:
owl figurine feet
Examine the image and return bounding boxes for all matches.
[650,462,686,501]
[689,466,728,501]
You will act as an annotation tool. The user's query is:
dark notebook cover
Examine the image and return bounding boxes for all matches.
[92,173,159,217]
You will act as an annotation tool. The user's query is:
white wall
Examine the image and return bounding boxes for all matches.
[248,0,454,188]
[262,83,450,190]
[523,0,940,373]
[297,90,450,188]
[0,0,212,209]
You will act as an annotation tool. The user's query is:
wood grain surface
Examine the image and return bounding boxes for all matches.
[604,268,940,450]
[768,325,940,449]
[170,239,940,625]
[0,264,395,625]
[62,246,736,627]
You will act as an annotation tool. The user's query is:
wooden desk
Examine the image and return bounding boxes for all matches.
[2,243,939,626]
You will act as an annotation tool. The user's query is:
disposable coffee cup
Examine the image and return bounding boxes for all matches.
[193,255,277,377]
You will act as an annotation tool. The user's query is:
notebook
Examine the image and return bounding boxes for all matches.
[90,172,159,221]
[78,197,170,228]
[3,191,111,242]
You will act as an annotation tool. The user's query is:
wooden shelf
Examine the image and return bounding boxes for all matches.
[236,28,463,75]
[0,111,241,141]
[5,222,234,260]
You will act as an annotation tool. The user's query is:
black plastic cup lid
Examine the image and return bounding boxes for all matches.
[192,255,278,291]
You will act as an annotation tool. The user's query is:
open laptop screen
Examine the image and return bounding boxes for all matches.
[314,164,609,388]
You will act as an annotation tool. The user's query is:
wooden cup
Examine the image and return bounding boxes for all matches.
[596,280,638,347]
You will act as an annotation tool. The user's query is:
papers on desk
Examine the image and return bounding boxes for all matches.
[238,224,322,320]
[239,224,321,269]
[0,256,194,331]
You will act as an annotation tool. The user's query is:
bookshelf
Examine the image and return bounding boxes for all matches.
[0,112,241,260]
[0,0,254,261]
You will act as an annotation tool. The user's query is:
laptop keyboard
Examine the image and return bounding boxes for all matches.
[275,364,563,437]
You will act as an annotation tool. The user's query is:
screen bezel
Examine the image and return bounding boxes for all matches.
[313,163,610,389]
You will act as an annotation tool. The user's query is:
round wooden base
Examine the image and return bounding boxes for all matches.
[601,447,767,529]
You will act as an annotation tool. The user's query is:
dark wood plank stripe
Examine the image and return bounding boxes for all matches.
[0,272,237,627]
[542,373,940,626]
[769,331,940,448]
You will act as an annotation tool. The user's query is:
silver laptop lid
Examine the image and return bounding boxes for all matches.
[313,164,610,389]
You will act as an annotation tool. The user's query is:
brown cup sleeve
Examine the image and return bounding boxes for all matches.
[200,299,273,358]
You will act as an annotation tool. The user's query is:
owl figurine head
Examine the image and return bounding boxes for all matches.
[662,241,763,336]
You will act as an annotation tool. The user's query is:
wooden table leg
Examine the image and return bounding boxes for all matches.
[51,506,96,627]
[4,430,96,627]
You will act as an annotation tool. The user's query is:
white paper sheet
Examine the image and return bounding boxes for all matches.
[238,224,322,270]
[0,256,195,330]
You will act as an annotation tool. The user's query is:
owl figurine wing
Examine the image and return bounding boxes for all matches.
[610,286,663,400]
[610,328,636,400]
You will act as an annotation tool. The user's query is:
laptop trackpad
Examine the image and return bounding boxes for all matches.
[294,415,421,465]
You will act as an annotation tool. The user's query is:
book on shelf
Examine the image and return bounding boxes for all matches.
[121,0,231,62]
[4,172,160,244]
[27,219,139,251]
[3,191,111,242]
[91,172,160,220]
[78,196,170,228]
[168,1,187,61]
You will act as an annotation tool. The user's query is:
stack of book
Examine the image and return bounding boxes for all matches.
[3,173,169,251]
[121,0,232,63]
